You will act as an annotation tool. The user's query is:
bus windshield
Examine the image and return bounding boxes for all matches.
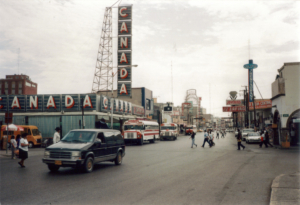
[124,125,144,130]
[161,126,176,130]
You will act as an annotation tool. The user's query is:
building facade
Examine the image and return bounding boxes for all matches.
[271,62,300,145]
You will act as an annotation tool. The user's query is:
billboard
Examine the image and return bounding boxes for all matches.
[181,102,191,115]
[117,5,132,97]
[223,106,246,112]
[249,69,254,102]
[249,99,272,110]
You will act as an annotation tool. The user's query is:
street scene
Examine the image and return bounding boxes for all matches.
[1,0,300,205]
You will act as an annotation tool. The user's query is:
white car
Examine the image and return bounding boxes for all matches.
[242,129,255,141]
[246,132,261,143]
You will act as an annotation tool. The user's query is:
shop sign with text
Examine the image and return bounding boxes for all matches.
[223,106,246,112]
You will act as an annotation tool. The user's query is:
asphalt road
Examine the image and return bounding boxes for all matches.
[1,132,299,205]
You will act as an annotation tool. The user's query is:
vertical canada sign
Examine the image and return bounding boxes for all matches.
[118,5,132,97]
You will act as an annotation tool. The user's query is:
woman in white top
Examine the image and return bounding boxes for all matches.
[18,133,29,168]
[10,135,17,159]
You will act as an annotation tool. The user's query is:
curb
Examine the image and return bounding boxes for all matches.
[270,172,300,205]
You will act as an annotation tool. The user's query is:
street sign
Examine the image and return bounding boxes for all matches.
[243,64,258,69]
[293,119,300,123]
[222,106,246,112]
[283,114,289,117]
[226,100,243,105]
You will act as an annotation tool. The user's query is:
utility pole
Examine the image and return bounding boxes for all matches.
[81,98,85,129]
[241,85,248,128]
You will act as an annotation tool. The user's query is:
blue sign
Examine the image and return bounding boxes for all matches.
[44,95,61,112]
[0,96,8,112]
[249,69,254,102]
[79,94,96,111]
[26,95,44,112]
[8,95,26,112]
[62,94,79,112]
[244,60,257,103]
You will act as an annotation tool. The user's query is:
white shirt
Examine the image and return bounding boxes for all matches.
[19,138,29,151]
[204,132,208,138]
[53,132,60,144]
[10,139,17,148]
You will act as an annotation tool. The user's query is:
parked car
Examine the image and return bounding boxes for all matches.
[197,129,203,132]
[246,132,261,143]
[242,128,255,141]
[42,129,125,173]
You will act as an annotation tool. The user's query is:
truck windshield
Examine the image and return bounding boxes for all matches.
[161,126,176,130]
[32,129,40,136]
[186,127,193,129]
[61,131,96,143]
[124,125,144,130]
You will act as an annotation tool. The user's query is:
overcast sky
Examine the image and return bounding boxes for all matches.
[1,0,299,117]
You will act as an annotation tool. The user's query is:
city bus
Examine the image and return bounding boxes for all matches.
[122,120,159,145]
[160,123,178,141]
[185,125,197,135]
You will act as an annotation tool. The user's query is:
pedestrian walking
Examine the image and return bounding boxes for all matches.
[237,129,245,150]
[259,130,268,148]
[221,131,224,138]
[265,129,273,147]
[209,131,215,146]
[16,135,21,148]
[189,131,197,148]
[10,135,17,159]
[18,133,29,168]
[202,130,211,148]
[53,127,61,144]
[216,131,219,139]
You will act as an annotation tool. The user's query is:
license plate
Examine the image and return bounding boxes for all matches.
[55,160,62,165]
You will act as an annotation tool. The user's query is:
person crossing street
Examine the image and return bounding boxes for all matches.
[237,129,245,150]
[202,130,211,148]
[189,131,197,148]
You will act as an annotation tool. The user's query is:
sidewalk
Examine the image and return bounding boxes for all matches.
[0,148,45,158]
[270,172,300,205]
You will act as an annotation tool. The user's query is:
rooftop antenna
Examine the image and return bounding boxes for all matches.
[248,39,250,59]
[18,48,20,74]
[171,61,173,103]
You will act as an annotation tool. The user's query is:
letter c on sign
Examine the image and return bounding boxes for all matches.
[103,98,108,109]
[120,68,128,79]
[119,7,128,17]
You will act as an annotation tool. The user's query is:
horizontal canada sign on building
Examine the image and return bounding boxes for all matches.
[223,106,246,112]
[0,94,96,112]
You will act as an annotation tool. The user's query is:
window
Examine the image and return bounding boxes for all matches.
[5,82,8,88]
[0,83,2,89]
[11,89,15,94]
[18,89,22,94]
[12,81,15,88]
[97,133,105,143]
[19,82,22,88]
[146,99,151,110]
[5,89,8,94]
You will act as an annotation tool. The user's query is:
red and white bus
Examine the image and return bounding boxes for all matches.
[122,120,159,145]
[185,125,197,135]
[160,123,178,141]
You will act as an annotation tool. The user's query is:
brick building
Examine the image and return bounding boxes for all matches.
[0,74,37,95]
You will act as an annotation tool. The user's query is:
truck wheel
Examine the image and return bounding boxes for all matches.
[82,157,94,173]
[138,137,143,145]
[115,152,122,165]
[48,164,60,172]
[151,136,155,143]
